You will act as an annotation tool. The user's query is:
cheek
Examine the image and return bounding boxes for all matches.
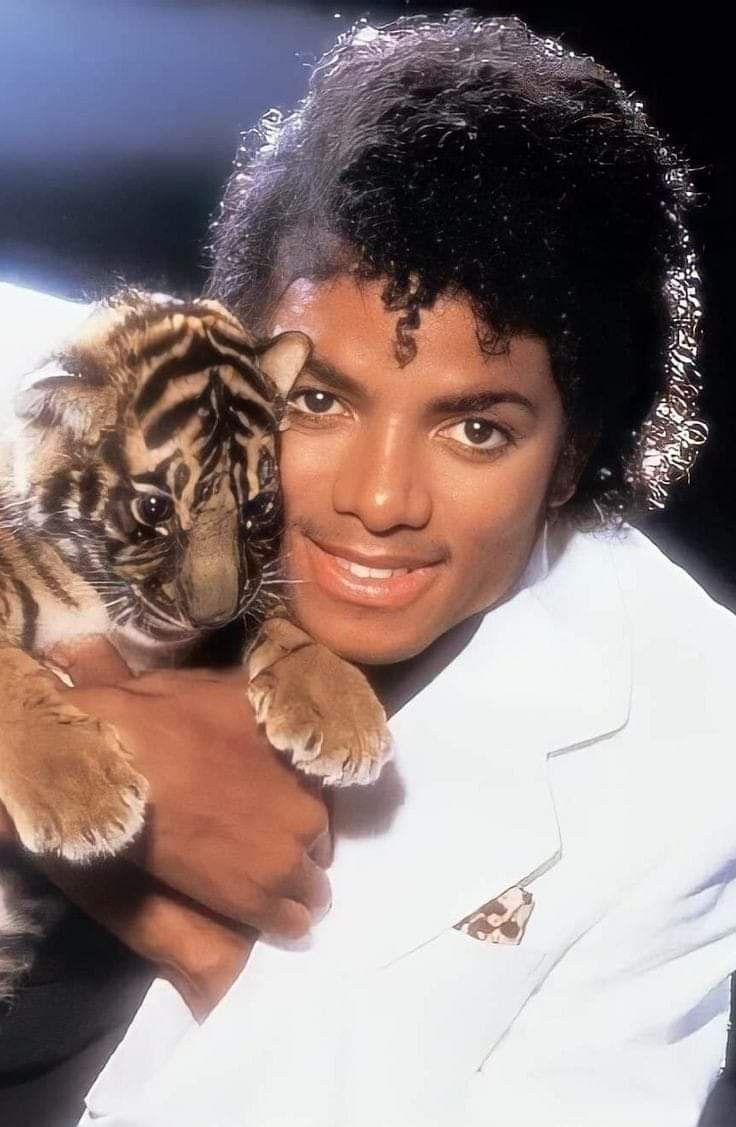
[278,431,333,518]
[434,442,562,597]
[442,441,559,535]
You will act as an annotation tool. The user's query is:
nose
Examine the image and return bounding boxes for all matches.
[332,418,431,533]
[179,509,242,627]
[180,571,241,628]
[185,597,239,629]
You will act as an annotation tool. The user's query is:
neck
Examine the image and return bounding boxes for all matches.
[360,611,486,720]
[359,520,557,719]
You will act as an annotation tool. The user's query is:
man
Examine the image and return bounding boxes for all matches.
[1,12,735,1126]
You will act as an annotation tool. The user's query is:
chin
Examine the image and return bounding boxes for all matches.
[298,618,435,667]
[288,589,451,665]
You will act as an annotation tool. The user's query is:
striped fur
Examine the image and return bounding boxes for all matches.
[3,292,301,653]
[0,291,312,1000]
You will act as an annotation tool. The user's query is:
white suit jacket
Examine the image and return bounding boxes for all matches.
[1,285,735,1126]
[75,521,736,1127]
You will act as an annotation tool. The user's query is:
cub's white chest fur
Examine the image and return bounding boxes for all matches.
[32,585,111,656]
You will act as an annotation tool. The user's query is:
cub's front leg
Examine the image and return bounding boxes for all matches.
[246,618,391,786]
[0,645,147,860]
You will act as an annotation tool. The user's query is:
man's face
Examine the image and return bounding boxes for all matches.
[271,275,571,664]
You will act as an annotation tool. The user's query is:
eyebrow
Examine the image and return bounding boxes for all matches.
[302,355,536,416]
[427,389,537,416]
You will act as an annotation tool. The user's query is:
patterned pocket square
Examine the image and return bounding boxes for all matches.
[453,885,534,945]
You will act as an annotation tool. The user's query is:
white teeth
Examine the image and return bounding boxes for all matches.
[335,556,409,580]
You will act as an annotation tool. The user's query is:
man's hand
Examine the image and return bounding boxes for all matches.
[55,638,332,933]
[16,637,332,1018]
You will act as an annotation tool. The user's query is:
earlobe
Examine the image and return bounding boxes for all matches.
[547,481,577,510]
[548,427,597,510]
[546,453,575,510]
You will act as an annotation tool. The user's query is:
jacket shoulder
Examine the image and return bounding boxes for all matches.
[605,523,736,748]
[609,523,736,645]
[0,284,93,429]
[563,526,736,867]
[0,282,92,385]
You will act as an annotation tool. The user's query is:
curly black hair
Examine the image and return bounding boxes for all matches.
[208,11,706,525]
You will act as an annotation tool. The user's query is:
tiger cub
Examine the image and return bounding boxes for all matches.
[0,291,389,990]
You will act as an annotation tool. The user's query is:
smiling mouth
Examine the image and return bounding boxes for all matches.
[300,535,444,610]
[334,557,411,579]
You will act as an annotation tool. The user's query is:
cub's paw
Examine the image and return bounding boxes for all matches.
[2,708,148,862]
[248,644,391,786]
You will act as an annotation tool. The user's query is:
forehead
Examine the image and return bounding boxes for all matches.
[272,275,555,400]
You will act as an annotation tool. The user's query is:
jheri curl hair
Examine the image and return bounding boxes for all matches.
[208,10,707,524]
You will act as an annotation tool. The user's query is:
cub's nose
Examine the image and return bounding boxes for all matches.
[181,584,240,628]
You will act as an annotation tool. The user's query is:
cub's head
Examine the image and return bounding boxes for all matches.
[14,291,310,641]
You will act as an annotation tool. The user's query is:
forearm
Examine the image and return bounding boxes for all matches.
[39,854,257,1020]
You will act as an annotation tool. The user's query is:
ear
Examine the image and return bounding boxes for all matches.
[255,331,312,396]
[14,362,117,446]
[547,429,597,511]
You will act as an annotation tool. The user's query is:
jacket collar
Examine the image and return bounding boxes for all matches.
[326,523,633,967]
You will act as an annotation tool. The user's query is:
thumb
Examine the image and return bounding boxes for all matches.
[47,635,134,688]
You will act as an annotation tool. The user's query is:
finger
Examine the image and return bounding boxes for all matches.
[289,782,331,850]
[262,897,314,941]
[308,828,334,869]
[281,853,332,921]
[206,875,313,940]
[48,636,133,688]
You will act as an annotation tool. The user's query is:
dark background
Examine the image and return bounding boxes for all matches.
[1,0,733,605]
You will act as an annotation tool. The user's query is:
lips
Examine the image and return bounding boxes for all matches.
[298,535,444,611]
[312,540,444,572]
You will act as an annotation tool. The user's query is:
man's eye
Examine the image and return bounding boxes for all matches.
[441,419,509,451]
[287,389,343,415]
[131,494,173,526]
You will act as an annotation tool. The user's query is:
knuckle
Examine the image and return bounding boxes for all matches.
[296,794,329,842]
[262,841,305,891]
[278,901,312,940]
[282,841,308,883]
[231,886,272,931]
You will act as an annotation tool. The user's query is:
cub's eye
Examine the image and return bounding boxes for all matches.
[243,492,280,535]
[132,494,174,526]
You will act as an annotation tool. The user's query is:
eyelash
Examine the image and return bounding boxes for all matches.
[285,388,517,460]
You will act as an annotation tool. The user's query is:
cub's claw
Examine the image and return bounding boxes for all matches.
[1,708,148,862]
[247,627,391,787]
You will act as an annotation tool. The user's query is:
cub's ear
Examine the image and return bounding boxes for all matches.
[14,362,117,446]
[255,331,312,396]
